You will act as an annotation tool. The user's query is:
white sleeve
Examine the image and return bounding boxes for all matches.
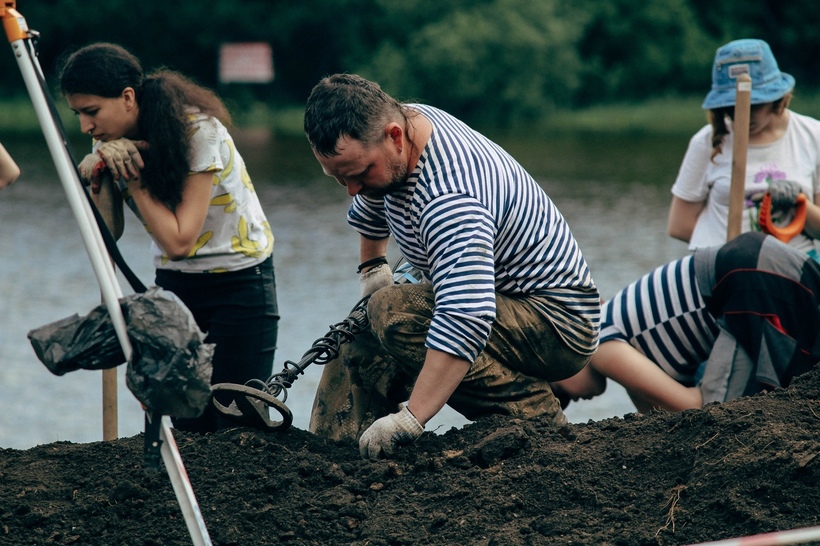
[187,116,223,174]
[671,125,713,203]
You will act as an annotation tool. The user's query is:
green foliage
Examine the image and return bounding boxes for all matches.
[687,0,820,88]
[0,0,818,130]
[364,0,586,127]
[575,0,716,104]
[0,96,39,130]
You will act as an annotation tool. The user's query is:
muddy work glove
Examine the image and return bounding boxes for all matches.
[77,153,107,194]
[359,260,393,298]
[767,179,803,212]
[97,138,147,181]
[359,405,424,459]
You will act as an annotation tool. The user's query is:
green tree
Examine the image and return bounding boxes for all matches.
[359,0,587,127]
[575,0,715,105]
[1,0,819,129]
[688,0,820,88]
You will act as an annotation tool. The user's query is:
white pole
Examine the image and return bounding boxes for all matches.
[6,27,212,546]
[10,38,129,353]
[159,414,214,542]
[685,525,820,546]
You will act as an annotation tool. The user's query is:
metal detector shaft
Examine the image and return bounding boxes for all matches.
[2,5,211,545]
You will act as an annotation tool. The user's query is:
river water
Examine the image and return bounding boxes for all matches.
[0,128,691,449]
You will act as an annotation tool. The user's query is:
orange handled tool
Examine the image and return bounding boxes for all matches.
[758,192,807,243]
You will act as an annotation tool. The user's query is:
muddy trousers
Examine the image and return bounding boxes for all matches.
[309,283,589,441]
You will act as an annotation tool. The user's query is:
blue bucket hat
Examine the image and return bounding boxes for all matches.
[702,39,795,110]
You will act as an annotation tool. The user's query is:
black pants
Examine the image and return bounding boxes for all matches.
[156,255,279,433]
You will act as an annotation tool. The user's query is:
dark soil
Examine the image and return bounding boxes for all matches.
[2,367,820,546]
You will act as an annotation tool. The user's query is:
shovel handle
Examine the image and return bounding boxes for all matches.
[758,192,807,243]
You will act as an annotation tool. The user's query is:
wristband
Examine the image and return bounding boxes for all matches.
[357,256,388,274]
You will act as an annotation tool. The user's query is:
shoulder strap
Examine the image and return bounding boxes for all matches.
[83,187,148,294]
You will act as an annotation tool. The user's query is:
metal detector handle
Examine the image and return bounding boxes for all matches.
[5,6,123,443]
[1,3,26,42]
[3,4,130,388]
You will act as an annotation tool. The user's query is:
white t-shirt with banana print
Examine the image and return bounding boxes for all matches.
[111,112,273,273]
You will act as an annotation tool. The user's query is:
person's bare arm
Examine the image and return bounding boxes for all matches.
[667,196,706,243]
[357,347,470,459]
[359,235,390,268]
[406,348,471,425]
[0,143,21,190]
[126,171,212,260]
[590,341,702,412]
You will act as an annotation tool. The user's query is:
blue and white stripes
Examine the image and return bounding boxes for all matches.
[349,105,599,362]
[600,255,719,383]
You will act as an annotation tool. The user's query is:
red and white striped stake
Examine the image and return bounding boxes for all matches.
[685,525,820,546]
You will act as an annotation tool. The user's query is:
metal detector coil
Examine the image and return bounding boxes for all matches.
[212,295,371,431]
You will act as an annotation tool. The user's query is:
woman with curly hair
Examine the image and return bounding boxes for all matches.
[59,42,279,433]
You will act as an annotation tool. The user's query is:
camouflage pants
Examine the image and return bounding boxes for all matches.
[309,283,588,440]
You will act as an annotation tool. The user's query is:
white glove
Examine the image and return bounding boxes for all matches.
[359,405,424,459]
[77,153,107,193]
[360,263,393,297]
[97,138,146,181]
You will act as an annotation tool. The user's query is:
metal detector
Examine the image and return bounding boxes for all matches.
[1,3,211,544]
[212,294,371,431]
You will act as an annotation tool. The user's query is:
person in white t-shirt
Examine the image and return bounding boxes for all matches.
[668,39,820,253]
[59,43,279,434]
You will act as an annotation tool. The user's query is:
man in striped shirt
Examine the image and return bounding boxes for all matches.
[552,232,820,412]
[303,74,600,459]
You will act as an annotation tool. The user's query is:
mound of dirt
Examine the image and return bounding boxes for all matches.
[2,366,820,546]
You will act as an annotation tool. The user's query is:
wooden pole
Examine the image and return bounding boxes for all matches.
[102,370,118,440]
[727,73,752,242]
[96,173,123,441]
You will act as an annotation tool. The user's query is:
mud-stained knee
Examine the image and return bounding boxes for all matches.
[368,283,433,332]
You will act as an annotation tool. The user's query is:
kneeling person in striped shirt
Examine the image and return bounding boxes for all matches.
[303,74,601,459]
[552,232,820,413]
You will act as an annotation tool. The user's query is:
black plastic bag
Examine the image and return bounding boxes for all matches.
[28,287,214,418]
[124,287,214,418]
[28,306,124,374]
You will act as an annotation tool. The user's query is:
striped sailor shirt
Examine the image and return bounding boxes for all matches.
[348,105,600,363]
[600,255,720,384]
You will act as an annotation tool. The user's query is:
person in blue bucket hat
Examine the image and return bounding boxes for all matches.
[668,38,820,255]
[701,39,795,110]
